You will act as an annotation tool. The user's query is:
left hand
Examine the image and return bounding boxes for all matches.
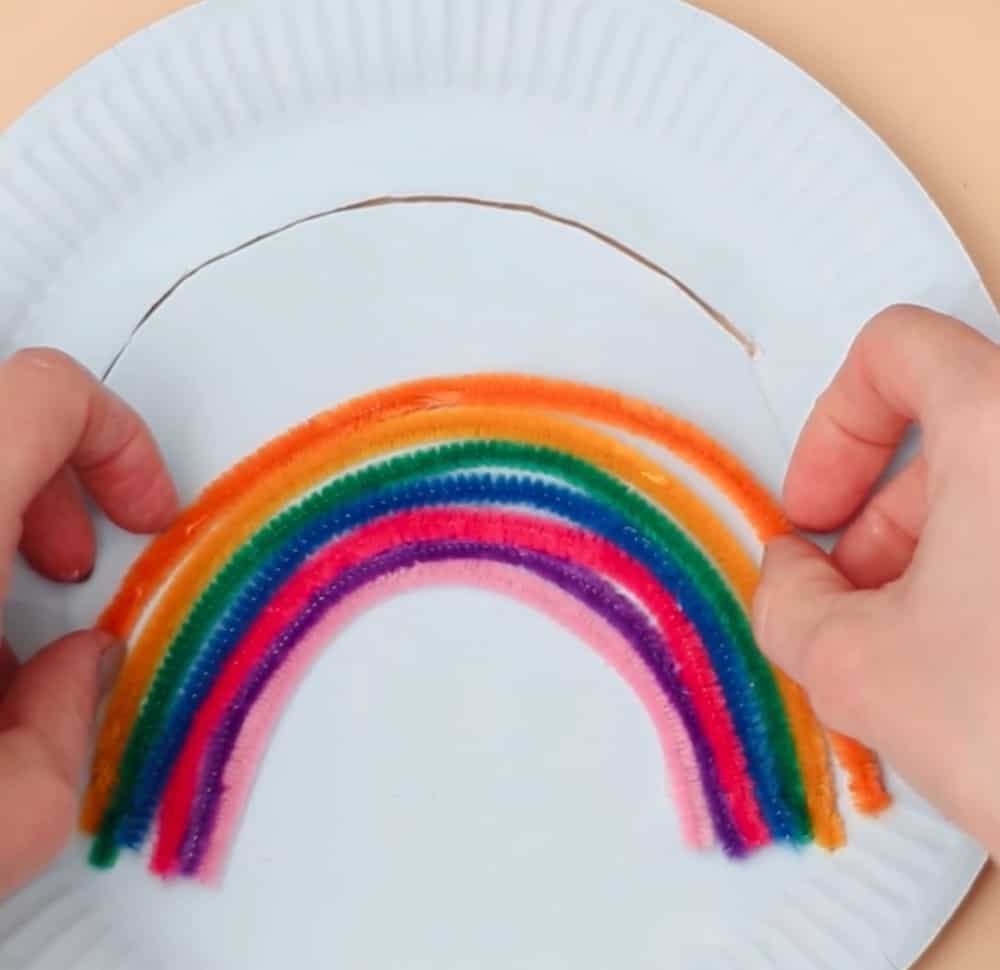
[0,348,177,898]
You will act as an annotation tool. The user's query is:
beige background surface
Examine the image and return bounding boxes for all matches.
[1,1,998,966]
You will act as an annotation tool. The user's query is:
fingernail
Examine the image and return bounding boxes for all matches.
[97,639,126,699]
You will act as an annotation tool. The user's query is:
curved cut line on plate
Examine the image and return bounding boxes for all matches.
[99,192,758,382]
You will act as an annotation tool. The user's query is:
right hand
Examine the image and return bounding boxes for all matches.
[753,305,1000,854]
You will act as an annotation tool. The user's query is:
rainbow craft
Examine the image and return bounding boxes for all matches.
[81,373,890,882]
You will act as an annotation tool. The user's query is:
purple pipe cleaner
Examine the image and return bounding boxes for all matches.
[177,541,746,874]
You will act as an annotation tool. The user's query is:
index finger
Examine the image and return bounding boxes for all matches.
[783,305,999,531]
[0,348,177,593]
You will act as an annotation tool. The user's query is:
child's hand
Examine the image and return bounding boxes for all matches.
[0,349,176,897]
[754,305,1000,854]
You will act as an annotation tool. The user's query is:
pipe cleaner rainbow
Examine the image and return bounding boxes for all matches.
[80,374,889,882]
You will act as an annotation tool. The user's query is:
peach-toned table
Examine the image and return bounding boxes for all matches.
[2,1,998,966]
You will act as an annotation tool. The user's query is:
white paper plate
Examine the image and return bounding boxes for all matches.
[0,1,995,968]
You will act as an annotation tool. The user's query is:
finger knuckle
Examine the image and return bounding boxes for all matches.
[27,769,76,835]
[799,620,869,726]
[868,303,921,334]
[16,768,76,857]
[939,376,1000,448]
[4,346,77,375]
[4,723,81,795]
[966,359,1000,410]
[857,304,923,355]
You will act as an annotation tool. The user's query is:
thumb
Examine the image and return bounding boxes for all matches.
[0,630,124,788]
[752,534,885,733]
[0,630,123,897]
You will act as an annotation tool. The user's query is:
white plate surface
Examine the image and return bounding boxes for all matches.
[0,2,996,968]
